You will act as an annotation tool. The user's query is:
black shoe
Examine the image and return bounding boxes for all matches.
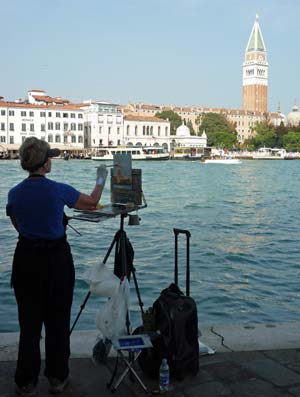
[15,383,37,396]
[48,376,69,394]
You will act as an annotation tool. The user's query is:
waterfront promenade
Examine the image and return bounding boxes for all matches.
[2,324,300,396]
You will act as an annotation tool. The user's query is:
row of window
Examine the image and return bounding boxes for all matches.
[92,139,122,146]
[245,68,266,77]
[0,109,83,118]
[47,122,83,131]
[0,122,83,132]
[237,121,254,127]
[97,126,120,134]
[93,125,169,136]
[0,136,14,143]
[98,115,122,124]
[1,123,15,131]
[0,134,83,144]
[126,125,168,136]
[48,134,83,143]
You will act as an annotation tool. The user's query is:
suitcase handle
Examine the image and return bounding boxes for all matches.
[174,228,191,238]
[173,228,191,296]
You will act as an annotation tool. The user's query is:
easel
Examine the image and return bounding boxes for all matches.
[70,210,149,393]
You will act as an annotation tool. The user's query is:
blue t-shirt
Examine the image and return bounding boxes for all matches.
[7,177,80,240]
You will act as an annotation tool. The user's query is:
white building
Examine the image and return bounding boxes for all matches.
[0,91,173,153]
[173,123,207,148]
[81,101,123,148]
[80,102,171,150]
[123,114,171,150]
[0,90,85,151]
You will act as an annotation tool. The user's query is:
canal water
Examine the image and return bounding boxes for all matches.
[1,159,300,332]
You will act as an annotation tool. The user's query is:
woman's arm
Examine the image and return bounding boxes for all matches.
[73,165,108,210]
[74,185,103,210]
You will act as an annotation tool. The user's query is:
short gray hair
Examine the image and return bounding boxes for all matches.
[19,137,50,172]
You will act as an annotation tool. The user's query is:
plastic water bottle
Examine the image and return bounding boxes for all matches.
[159,358,169,392]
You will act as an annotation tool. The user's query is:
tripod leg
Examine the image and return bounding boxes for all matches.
[103,232,118,264]
[130,267,144,315]
[70,232,119,334]
[70,291,91,335]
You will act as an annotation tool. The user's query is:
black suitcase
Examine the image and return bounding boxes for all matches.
[137,228,199,380]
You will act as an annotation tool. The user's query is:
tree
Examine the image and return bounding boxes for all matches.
[197,112,237,148]
[282,131,300,152]
[274,122,288,147]
[186,120,195,136]
[250,122,277,149]
[155,110,182,135]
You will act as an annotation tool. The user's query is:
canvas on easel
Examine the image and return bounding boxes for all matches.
[111,153,142,205]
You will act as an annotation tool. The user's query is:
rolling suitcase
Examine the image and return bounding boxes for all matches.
[137,228,199,380]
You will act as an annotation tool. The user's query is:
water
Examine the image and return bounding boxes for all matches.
[1,159,300,332]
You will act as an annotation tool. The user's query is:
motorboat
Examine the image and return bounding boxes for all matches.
[252,147,286,160]
[201,157,242,164]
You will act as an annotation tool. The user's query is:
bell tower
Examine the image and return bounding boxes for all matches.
[242,14,268,113]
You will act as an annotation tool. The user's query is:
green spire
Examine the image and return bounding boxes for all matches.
[246,15,266,52]
[248,32,256,51]
[256,30,264,51]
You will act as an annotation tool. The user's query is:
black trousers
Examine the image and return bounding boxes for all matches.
[11,236,75,388]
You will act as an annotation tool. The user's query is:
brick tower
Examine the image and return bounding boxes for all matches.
[242,15,268,113]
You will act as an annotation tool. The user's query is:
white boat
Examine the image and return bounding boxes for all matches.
[142,147,169,160]
[201,157,242,164]
[252,147,286,160]
[91,146,169,161]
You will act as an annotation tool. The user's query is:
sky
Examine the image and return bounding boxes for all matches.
[0,0,299,115]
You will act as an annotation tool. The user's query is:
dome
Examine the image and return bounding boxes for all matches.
[287,104,300,127]
[176,123,190,137]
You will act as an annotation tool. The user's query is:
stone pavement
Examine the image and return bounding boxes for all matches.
[2,349,300,396]
[2,325,300,396]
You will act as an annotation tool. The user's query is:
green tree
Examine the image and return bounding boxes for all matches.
[197,112,237,148]
[282,131,300,152]
[250,122,277,149]
[155,110,182,135]
[274,122,288,147]
[186,120,195,136]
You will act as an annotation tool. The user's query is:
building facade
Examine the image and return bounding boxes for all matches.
[82,101,124,148]
[124,103,285,144]
[123,114,170,149]
[242,15,268,113]
[0,90,85,150]
[0,91,172,152]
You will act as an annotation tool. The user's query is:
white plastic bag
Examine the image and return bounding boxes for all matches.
[83,262,120,297]
[96,277,130,339]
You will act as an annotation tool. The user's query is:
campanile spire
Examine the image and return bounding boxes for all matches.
[242,14,268,113]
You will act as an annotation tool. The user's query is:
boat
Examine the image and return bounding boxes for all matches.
[171,146,204,160]
[142,147,169,160]
[91,146,169,161]
[252,147,286,160]
[201,157,242,164]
